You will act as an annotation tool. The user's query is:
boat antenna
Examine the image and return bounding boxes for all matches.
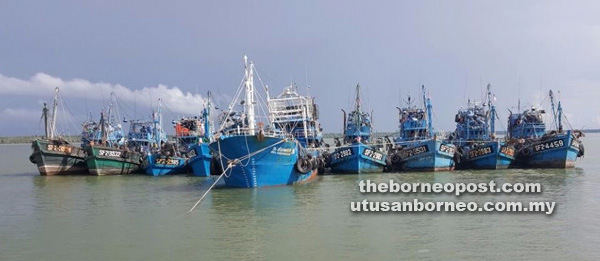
[305,58,310,97]
[463,73,468,104]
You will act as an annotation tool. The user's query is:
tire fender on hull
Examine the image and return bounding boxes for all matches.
[295,156,312,174]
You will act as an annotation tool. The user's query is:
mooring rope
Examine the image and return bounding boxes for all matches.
[188,163,232,213]
[187,138,288,213]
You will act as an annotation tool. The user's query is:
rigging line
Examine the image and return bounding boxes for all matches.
[217,77,245,132]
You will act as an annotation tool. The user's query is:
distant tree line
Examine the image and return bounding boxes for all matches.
[0,135,81,144]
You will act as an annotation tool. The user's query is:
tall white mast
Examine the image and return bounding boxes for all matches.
[50,87,59,139]
[244,55,256,135]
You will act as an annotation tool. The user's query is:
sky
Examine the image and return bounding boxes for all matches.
[1,0,599,136]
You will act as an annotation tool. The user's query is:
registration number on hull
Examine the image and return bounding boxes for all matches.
[401,145,428,158]
[500,146,515,157]
[468,146,493,159]
[98,149,122,157]
[155,158,181,165]
[363,148,384,161]
[439,144,455,155]
[47,144,72,153]
[533,139,564,152]
[332,148,353,161]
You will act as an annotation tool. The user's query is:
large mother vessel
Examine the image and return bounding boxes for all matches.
[209,56,321,188]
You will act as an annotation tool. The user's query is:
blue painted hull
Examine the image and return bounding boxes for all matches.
[329,143,386,174]
[457,141,515,170]
[394,139,455,171]
[517,132,580,168]
[188,143,212,177]
[143,154,189,176]
[209,135,318,188]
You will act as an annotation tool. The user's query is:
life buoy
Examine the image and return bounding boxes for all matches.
[578,143,585,157]
[295,157,312,174]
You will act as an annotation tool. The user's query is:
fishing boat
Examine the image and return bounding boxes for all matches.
[208,56,319,188]
[329,84,387,174]
[186,92,214,177]
[267,83,327,173]
[29,87,88,175]
[80,94,125,148]
[84,101,164,175]
[449,84,515,169]
[388,85,455,171]
[141,99,192,176]
[507,90,584,168]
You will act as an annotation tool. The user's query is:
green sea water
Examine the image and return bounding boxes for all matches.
[1,134,599,260]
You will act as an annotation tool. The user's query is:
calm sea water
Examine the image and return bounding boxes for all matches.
[1,134,599,260]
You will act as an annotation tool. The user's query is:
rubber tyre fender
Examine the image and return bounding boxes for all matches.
[295,157,311,174]
[578,143,585,157]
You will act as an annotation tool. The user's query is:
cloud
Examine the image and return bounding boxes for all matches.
[0,72,207,116]
[3,108,40,119]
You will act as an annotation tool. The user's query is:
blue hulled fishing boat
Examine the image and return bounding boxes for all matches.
[268,84,327,173]
[388,85,455,171]
[142,99,191,176]
[507,90,584,168]
[209,56,319,188]
[449,84,515,169]
[177,95,213,177]
[329,84,386,174]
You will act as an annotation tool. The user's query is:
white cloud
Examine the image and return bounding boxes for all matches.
[3,108,40,119]
[0,72,207,116]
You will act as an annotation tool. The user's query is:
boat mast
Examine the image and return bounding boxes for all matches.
[487,84,496,135]
[355,83,362,125]
[244,55,256,135]
[50,87,59,139]
[155,98,163,148]
[42,103,49,139]
[100,110,106,145]
[557,96,563,133]
[422,85,433,138]
[203,91,212,140]
[549,90,558,131]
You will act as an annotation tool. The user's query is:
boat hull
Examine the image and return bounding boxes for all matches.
[209,136,317,188]
[516,132,580,168]
[188,144,212,177]
[84,145,142,175]
[329,143,386,174]
[393,139,455,171]
[143,154,189,176]
[457,141,515,170]
[29,140,88,175]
